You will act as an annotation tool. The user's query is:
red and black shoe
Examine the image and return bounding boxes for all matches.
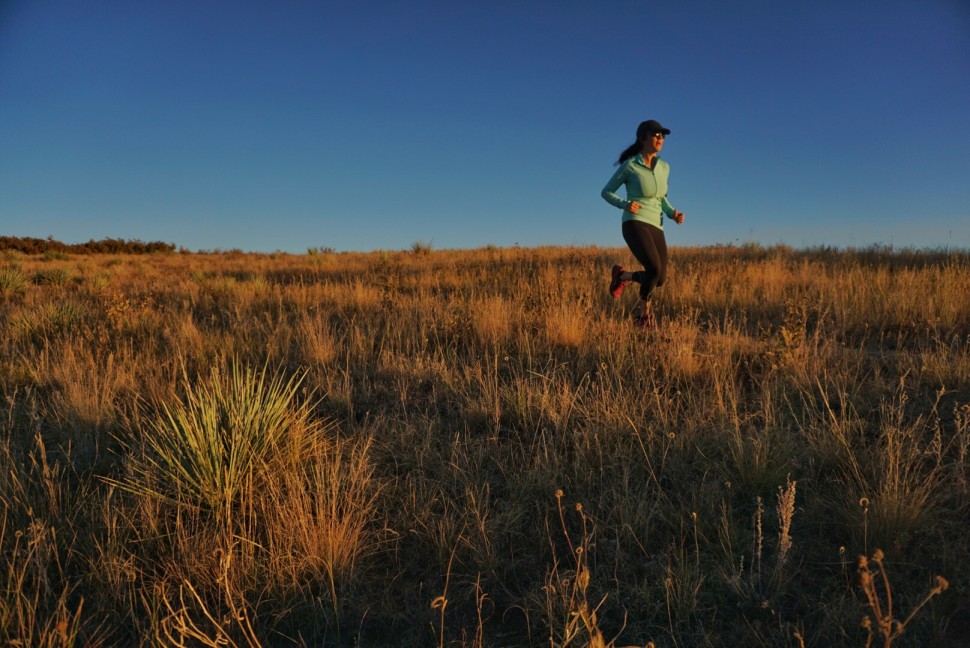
[609,265,629,299]
[633,305,657,329]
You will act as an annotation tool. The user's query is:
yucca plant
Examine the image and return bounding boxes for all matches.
[120,361,325,515]
[0,267,28,296]
[32,268,71,286]
[410,240,433,256]
[44,302,84,333]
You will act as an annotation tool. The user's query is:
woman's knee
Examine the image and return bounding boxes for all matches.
[632,268,657,284]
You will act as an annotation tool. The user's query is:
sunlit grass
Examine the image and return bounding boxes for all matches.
[0,244,966,646]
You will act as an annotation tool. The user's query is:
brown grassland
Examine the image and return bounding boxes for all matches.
[0,243,968,646]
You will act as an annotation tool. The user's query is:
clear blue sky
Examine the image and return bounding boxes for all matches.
[2,0,968,252]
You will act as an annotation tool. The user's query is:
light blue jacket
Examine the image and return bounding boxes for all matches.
[601,154,676,229]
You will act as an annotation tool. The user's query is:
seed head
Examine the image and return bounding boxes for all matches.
[931,576,949,595]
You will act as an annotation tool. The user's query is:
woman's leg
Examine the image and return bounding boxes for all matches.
[621,221,666,301]
[649,223,668,290]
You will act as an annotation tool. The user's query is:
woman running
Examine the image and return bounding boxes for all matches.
[601,119,686,328]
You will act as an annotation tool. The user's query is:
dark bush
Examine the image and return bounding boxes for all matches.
[0,236,176,255]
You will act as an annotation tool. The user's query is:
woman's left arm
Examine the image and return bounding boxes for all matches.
[661,196,685,224]
[661,195,675,217]
[659,162,684,224]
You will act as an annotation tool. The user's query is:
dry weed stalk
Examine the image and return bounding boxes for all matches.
[858,549,948,648]
[158,542,262,648]
[775,475,796,577]
[542,489,631,648]
[753,496,764,586]
[431,534,461,648]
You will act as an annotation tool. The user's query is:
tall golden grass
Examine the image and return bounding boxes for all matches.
[0,243,967,646]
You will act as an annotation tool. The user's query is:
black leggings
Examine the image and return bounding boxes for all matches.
[622,220,667,301]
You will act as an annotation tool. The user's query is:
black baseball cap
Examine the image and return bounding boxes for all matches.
[636,120,671,139]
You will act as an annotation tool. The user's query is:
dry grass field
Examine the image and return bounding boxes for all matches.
[1,244,968,647]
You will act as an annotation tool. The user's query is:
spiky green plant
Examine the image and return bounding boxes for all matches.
[121,361,325,514]
[32,268,71,286]
[410,240,433,256]
[44,302,84,333]
[0,267,29,296]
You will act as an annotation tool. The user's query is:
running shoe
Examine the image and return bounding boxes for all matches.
[609,265,629,299]
[633,307,657,329]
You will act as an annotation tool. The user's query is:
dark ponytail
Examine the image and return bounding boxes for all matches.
[615,140,641,166]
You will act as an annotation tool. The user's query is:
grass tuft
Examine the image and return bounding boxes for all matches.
[118,360,327,515]
[0,266,29,296]
[32,267,71,286]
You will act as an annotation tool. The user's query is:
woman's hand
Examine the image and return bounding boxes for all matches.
[672,210,685,224]
[627,201,641,215]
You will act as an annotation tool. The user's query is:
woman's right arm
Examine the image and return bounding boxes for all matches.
[601,164,632,210]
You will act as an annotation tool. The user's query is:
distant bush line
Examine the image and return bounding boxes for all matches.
[0,236,177,255]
